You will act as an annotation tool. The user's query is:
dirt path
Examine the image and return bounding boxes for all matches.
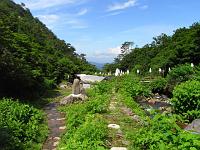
[42,102,66,150]
[106,93,141,150]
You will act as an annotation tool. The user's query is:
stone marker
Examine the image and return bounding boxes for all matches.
[60,77,88,105]
[72,78,80,95]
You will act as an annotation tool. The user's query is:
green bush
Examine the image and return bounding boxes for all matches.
[166,64,194,93]
[94,81,113,95]
[131,114,200,150]
[44,78,56,89]
[62,114,107,150]
[0,98,48,150]
[118,74,150,98]
[149,77,167,93]
[86,94,109,114]
[171,80,200,121]
[59,86,110,149]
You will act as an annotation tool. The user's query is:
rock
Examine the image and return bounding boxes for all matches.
[132,115,140,122]
[122,140,129,145]
[60,94,88,105]
[110,147,127,150]
[148,99,156,104]
[60,84,67,89]
[154,93,162,99]
[108,124,120,129]
[165,107,172,113]
[159,107,166,111]
[185,119,200,134]
[161,94,168,99]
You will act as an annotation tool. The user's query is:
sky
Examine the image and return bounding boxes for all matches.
[14,0,200,63]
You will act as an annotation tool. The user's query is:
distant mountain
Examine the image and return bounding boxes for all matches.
[90,62,105,70]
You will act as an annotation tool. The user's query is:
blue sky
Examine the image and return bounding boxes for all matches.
[14,0,200,63]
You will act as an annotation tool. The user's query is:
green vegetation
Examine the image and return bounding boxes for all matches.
[0,0,97,99]
[1,0,200,150]
[58,82,113,150]
[132,114,200,150]
[166,64,194,93]
[112,74,200,150]
[172,80,200,121]
[115,74,150,98]
[103,23,200,75]
[0,98,48,150]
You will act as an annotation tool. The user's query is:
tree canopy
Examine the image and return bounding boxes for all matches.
[0,0,97,99]
[104,23,200,75]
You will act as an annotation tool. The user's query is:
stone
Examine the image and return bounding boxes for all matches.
[53,137,61,140]
[56,118,65,121]
[132,115,140,122]
[148,99,156,104]
[53,141,59,147]
[72,78,80,95]
[60,84,67,89]
[80,82,86,95]
[60,94,88,105]
[185,119,200,134]
[60,95,74,105]
[108,124,120,129]
[154,93,162,99]
[59,126,66,130]
[110,147,127,150]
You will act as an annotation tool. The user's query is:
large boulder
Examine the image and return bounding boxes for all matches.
[185,119,200,134]
[60,94,88,105]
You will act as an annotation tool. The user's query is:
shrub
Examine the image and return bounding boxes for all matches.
[44,78,56,89]
[171,80,200,121]
[131,114,200,149]
[59,86,110,149]
[166,64,194,93]
[0,98,48,150]
[94,81,113,95]
[149,77,167,93]
[62,114,107,150]
[118,74,150,98]
[86,94,109,114]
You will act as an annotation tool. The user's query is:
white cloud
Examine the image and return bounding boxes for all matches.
[108,46,121,55]
[92,46,121,58]
[139,5,148,10]
[35,7,89,29]
[36,14,59,24]
[14,0,87,10]
[102,11,123,17]
[107,0,137,12]
[77,8,88,16]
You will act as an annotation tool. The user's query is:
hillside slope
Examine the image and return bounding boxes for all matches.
[0,0,96,98]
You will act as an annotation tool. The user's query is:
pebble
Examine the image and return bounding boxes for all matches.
[53,141,59,147]
[59,126,66,130]
[56,118,65,121]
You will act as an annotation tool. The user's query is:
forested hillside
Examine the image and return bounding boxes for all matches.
[0,0,97,99]
[104,23,200,75]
